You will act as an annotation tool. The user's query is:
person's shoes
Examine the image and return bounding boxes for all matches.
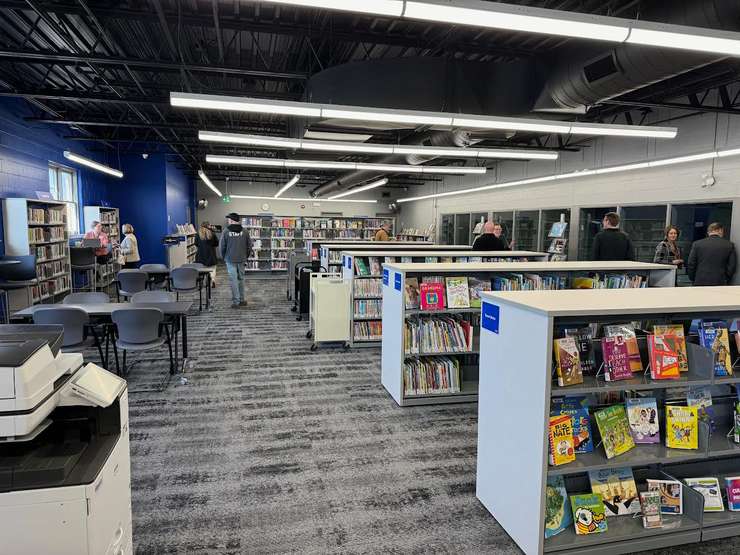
[239,300,247,306]
[231,303,240,309]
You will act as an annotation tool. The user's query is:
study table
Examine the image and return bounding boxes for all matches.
[134,267,213,309]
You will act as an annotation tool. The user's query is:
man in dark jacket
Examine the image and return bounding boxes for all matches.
[687,222,737,286]
[591,212,634,261]
[472,222,510,251]
[219,212,252,308]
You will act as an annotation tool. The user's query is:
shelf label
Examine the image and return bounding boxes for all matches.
[383,268,389,286]
[481,302,500,334]
[394,272,402,292]
[346,256,352,269]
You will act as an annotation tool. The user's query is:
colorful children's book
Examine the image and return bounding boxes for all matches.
[601,336,633,381]
[625,397,660,444]
[554,337,583,387]
[468,277,491,309]
[551,397,593,454]
[685,477,724,512]
[653,324,689,372]
[588,467,639,516]
[545,475,573,538]
[648,334,681,380]
[368,257,381,276]
[419,282,445,311]
[604,323,643,372]
[594,405,635,459]
[687,386,716,431]
[725,477,740,511]
[548,414,575,466]
[355,258,369,276]
[639,490,663,529]
[646,479,683,514]
[570,494,608,535]
[564,327,596,374]
[665,405,699,450]
[699,320,733,376]
[404,277,420,310]
[445,276,470,309]
[572,277,595,289]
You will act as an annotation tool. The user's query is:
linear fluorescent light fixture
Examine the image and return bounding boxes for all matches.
[397,146,740,203]
[328,178,389,200]
[258,0,740,57]
[231,194,377,204]
[275,174,300,198]
[205,154,487,175]
[197,170,222,197]
[199,130,559,160]
[176,93,676,139]
[63,151,123,178]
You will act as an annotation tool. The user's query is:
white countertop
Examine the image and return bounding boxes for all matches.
[383,260,671,274]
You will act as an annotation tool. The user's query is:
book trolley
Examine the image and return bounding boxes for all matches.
[342,250,548,348]
[476,287,740,554]
[381,262,677,407]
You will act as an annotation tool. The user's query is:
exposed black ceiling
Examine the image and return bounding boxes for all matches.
[0,0,739,189]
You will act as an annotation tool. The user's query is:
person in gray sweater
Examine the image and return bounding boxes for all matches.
[219,212,252,308]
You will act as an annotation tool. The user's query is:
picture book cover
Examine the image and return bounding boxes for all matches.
[404,277,420,310]
[419,282,445,311]
[687,386,716,431]
[646,479,683,514]
[604,323,643,372]
[368,257,381,276]
[468,277,491,309]
[564,327,596,374]
[699,320,733,376]
[653,324,689,372]
[685,477,724,512]
[401,256,413,263]
[570,493,607,535]
[601,336,633,382]
[588,467,639,516]
[445,276,471,309]
[355,258,369,276]
[549,221,568,239]
[572,277,594,289]
[725,477,740,511]
[594,405,635,459]
[551,397,593,454]
[648,334,681,380]
[554,337,583,387]
[545,475,572,539]
[548,414,575,466]
[625,397,660,444]
[639,490,663,529]
[666,405,699,450]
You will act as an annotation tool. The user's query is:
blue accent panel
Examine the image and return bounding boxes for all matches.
[481,302,500,334]
[166,160,195,234]
[394,272,402,291]
[383,268,389,286]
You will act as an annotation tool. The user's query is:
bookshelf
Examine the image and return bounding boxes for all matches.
[319,242,471,272]
[166,223,196,268]
[342,249,548,348]
[381,261,676,407]
[476,286,740,554]
[2,198,72,307]
[82,205,121,289]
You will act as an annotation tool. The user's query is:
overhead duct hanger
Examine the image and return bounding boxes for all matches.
[258,0,740,57]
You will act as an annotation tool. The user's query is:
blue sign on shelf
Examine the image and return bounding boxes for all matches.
[347,256,352,269]
[481,302,500,334]
[382,268,389,286]
[394,272,402,292]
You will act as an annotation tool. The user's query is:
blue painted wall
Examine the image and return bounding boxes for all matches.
[165,159,196,235]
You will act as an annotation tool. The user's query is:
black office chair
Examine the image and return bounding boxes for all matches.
[70,247,97,292]
[0,255,37,323]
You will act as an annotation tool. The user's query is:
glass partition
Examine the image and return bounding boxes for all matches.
[454,214,471,246]
[514,210,539,251]
[620,205,668,263]
[440,214,455,245]
[578,207,616,260]
[540,209,571,252]
[491,211,514,247]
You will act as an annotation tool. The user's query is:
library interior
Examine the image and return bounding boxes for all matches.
[5,1,740,554]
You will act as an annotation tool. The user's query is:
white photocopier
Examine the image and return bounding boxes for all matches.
[0,325,133,555]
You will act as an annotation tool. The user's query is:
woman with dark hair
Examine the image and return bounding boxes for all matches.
[653,225,684,269]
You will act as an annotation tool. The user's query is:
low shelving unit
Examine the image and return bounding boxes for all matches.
[319,242,472,273]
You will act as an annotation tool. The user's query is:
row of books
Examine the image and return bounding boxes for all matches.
[272,229,294,238]
[572,273,648,289]
[28,207,65,225]
[28,227,66,244]
[243,217,264,227]
[354,278,382,298]
[404,276,488,311]
[354,321,382,341]
[404,316,474,355]
[492,274,568,291]
[272,239,293,249]
[355,257,381,276]
[271,261,287,270]
[247,229,262,239]
[35,243,67,262]
[354,299,381,318]
[403,356,461,396]
[175,223,196,235]
[30,275,70,302]
[37,260,68,280]
[272,218,299,228]
[273,251,289,260]
[98,210,117,224]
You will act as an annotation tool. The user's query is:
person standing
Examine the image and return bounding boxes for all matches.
[653,225,684,267]
[84,220,111,264]
[196,222,219,286]
[687,222,737,286]
[374,222,392,241]
[219,212,251,308]
[591,212,634,261]
[472,222,510,251]
[119,223,140,269]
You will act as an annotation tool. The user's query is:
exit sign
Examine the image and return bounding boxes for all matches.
[222,195,231,204]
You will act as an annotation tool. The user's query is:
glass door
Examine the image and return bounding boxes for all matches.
[578,207,616,260]
[620,205,668,262]
[540,209,571,253]
[514,210,539,251]
[440,214,455,245]
[454,213,471,246]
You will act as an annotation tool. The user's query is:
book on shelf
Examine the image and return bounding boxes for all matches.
[665,405,698,449]
[625,397,659,444]
[601,335,633,382]
[639,491,663,529]
[647,334,681,380]
[419,282,445,311]
[354,278,382,298]
[604,323,643,372]
[354,321,382,341]
[354,299,381,318]
[401,256,413,263]
[368,257,381,275]
[570,493,607,535]
[404,320,419,354]
[403,356,460,396]
[424,256,438,263]
[404,277,420,310]
[588,467,639,516]
[653,324,689,372]
[685,477,724,512]
[594,404,635,459]
[551,396,592,454]
[699,320,733,376]
[545,475,572,539]
[548,414,575,466]
[687,386,716,431]
[445,277,470,309]
[468,277,491,309]
[355,258,370,276]
[414,316,473,353]
[646,479,683,514]
[726,477,740,511]
[564,327,596,374]
[553,337,583,387]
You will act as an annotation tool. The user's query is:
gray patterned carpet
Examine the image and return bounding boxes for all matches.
[119,271,740,554]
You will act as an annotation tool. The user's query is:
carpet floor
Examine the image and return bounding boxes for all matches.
[121,271,740,554]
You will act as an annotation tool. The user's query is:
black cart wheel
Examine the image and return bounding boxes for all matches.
[291,305,297,312]
[306,330,313,339]
[310,343,318,351]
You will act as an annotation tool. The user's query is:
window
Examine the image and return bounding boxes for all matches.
[440,214,455,245]
[620,205,668,263]
[514,210,539,251]
[577,207,616,261]
[454,213,471,246]
[48,164,79,234]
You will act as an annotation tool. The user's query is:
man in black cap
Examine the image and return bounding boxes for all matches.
[219,212,252,308]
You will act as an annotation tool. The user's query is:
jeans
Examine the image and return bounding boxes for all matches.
[225,261,245,303]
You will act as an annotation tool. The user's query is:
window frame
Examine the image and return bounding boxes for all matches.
[48,163,80,234]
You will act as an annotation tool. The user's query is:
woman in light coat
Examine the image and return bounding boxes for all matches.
[119,223,141,269]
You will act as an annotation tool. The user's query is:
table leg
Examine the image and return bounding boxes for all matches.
[181,313,188,358]
[206,274,212,309]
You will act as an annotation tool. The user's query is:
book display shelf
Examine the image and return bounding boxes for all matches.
[83,206,121,289]
[2,198,72,307]
[476,287,740,555]
[342,250,548,348]
[319,242,471,272]
[381,262,676,407]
